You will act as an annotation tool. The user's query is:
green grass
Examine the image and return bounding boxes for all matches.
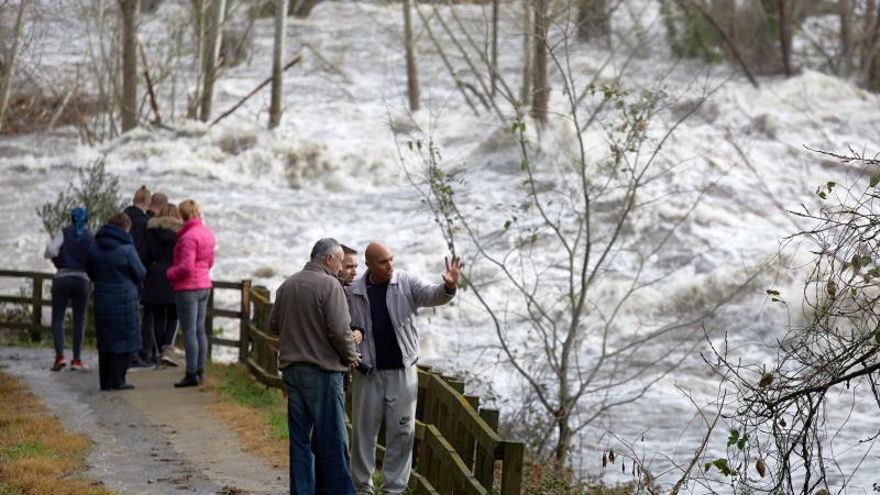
[1,440,53,462]
[0,482,24,495]
[209,362,289,440]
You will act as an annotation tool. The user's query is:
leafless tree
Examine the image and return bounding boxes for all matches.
[709,148,880,494]
[396,22,752,463]
[199,0,225,121]
[403,0,419,112]
[118,0,139,132]
[0,0,29,133]
[520,0,532,105]
[268,0,287,129]
[530,0,548,123]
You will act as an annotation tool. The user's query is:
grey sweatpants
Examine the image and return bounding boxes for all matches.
[350,365,418,495]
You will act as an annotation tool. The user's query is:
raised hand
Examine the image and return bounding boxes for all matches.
[442,256,463,289]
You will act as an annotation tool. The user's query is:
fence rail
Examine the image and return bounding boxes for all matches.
[0,269,523,494]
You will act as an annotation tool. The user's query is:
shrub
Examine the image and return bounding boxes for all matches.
[35,158,126,236]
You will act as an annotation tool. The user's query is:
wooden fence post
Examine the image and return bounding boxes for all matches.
[206,286,215,360]
[30,276,43,342]
[239,279,252,363]
[475,408,500,489]
[500,441,524,495]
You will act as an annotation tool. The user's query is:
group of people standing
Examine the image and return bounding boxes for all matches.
[270,238,462,495]
[45,186,215,390]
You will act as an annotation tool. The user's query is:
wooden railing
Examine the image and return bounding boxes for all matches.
[0,270,54,342]
[0,270,523,495]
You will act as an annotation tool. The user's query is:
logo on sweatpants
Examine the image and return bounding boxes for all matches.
[399,416,411,426]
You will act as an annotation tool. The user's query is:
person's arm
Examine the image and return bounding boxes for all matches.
[343,286,364,346]
[410,272,455,308]
[129,247,147,283]
[166,237,195,283]
[43,231,63,260]
[412,256,462,306]
[325,283,357,364]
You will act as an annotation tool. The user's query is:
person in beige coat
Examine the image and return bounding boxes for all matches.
[269,238,359,495]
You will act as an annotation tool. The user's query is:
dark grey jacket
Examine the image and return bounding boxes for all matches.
[269,260,356,372]
[348,270,455,369]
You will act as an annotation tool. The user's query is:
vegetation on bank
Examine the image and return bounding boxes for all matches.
[204,362,289,467]
[0,370,114,495]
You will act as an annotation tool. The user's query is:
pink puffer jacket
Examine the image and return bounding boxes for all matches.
[166,218,215,292]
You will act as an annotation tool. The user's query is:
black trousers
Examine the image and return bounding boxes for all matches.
[149,303,178,350]
[98,351,131,390]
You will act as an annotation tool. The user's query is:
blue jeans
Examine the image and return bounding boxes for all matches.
[282,363,355,495]
[175,289,209,374]
[51,276,89,360]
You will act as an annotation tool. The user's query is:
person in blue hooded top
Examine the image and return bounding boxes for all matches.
[44,206,95,372]
[86,211,146,391]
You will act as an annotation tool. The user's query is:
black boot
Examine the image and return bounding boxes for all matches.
[196,369,204,382]
[174,373,200,388]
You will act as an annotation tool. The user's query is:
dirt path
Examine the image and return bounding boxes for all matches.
[0,347,288,495]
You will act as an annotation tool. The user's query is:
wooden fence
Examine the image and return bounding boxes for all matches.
[0,270,523,495]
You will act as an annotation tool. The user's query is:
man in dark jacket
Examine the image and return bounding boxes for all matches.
[124,185,153,367]
[269,238,359,495]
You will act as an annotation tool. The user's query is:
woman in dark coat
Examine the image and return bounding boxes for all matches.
[142,204,183,366]
[86,211,146,391]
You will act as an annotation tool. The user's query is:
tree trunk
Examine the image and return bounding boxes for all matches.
[865,0,880,90]
[531,0,548,124]
[839,0,852,75]
[576,0,609,41]
[269,0,288,129]
[490,0,499,96]
[777,0,792,76]
[119,0,139,132]
[187,0,207,119]
[403,0,419,112]
[553,412,572,464]
[520,0,532,106]
[200,0,226,122]
[0,0,28,134]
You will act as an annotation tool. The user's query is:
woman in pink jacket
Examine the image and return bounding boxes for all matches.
[166,199,215,388]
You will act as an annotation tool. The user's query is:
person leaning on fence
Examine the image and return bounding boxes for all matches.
[166,199,215,388]
[348,242,462,495]
[86,212,146,391]
[268,238,359,495]
[44,206,95,372]
[142,203,182,367]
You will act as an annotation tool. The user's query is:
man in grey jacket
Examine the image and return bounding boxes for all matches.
[348,241,462,495]
[269,238,359,495]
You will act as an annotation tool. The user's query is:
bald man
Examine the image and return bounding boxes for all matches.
[347,242,462,495]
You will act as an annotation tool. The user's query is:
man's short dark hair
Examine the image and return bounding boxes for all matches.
[310,238,342,261]
[341,244,357,256]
